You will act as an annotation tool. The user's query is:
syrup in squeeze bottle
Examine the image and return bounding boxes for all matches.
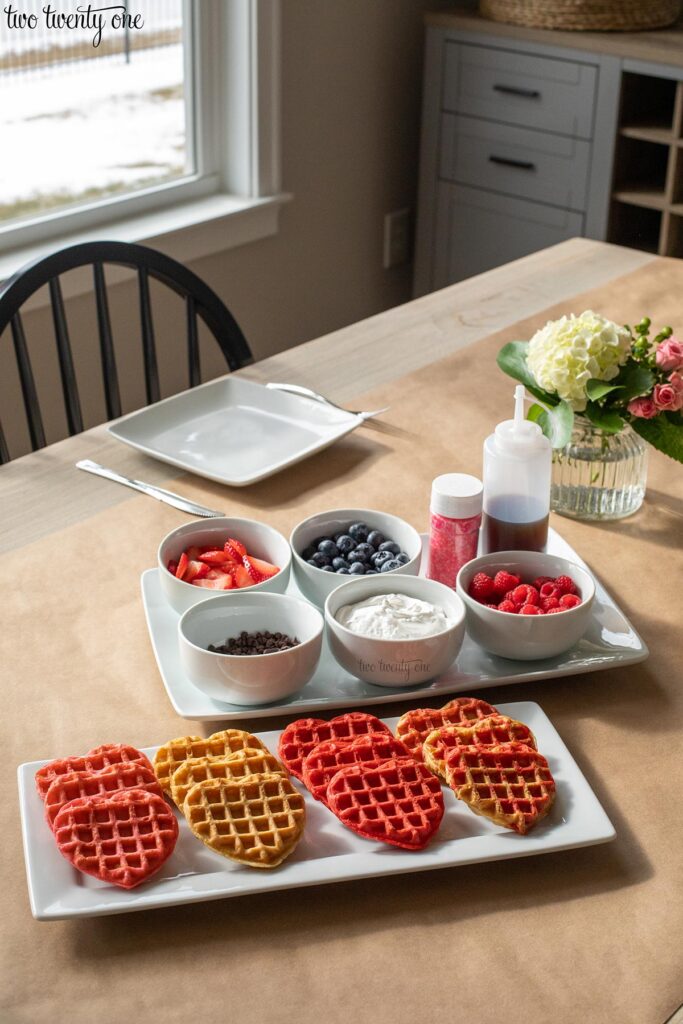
[482,385,552,553]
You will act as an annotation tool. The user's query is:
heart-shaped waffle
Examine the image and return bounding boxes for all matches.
[278,712,391,780]
[44,762,162,829]
[53,788,179,888]
[302,733,413,803]
[170,748,286,808]
[183,773,306,869]
[445,742,555,834]
[423,716,537,779]
[153,729,267,795]
[326,757,444,850]
[35,744,154,800]
[395,697,498,761]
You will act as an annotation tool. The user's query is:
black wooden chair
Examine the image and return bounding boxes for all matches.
[0,240,253,464]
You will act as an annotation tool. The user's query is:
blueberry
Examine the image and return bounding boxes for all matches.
[321,564,336,572]
[348,562,366,575]
[352,542,374,562]
[366,530,385,549]
[365,569,378,575]
[332,557,349,570]
[380,558,402,572]
[396,552,410,565]
[302,545,316,561]
[336,534,355,555]
[318,539,339,559]
[348,522,370,543]
[335,567,350,575]
[313,536,329,550]
[311,552,331,568]
[378,541,400,555]
[306,559,318,566]
[372,550,393,568]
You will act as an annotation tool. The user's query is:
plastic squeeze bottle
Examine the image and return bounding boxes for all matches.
[427,473,483,587]
[481,385,552,553]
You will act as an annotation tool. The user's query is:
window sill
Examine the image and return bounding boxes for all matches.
[0,191,292,307]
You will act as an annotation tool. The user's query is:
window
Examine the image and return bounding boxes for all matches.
[0,0,284,262]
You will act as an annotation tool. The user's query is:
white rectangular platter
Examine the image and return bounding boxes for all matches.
[18,702,615,920]
[141,529,647,722]
[108,377,362,486]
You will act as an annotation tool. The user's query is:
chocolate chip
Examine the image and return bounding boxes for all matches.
[208,629,300,656]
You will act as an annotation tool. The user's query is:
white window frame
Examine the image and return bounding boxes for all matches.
[0,0,288,282]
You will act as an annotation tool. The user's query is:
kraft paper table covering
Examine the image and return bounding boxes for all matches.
[2,257,682,1024]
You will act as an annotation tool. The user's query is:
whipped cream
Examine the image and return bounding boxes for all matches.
[336,593,451,640]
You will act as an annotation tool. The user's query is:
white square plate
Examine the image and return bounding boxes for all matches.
[18,702,615,920]
[141,529,648,721]
[108,377,363,486]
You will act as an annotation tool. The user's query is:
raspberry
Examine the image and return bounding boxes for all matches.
[497,600,518,614]
[511,584,539,607]
[493,571,521,597]
[540,582,560,599]
[540,596,560,612]
[483,603,499,609]
[532,576,553,590]
[520,604,542,615]
[554,575,578,596]
[559,593,581,609]
[545,607,564,614]
[469,572,496,602]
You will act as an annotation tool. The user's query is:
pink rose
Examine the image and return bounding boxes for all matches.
[655,337,683,371]
[627,396,657,419]
[653,374,683,412]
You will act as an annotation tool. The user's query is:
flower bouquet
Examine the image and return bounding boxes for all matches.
[497,310,683,462]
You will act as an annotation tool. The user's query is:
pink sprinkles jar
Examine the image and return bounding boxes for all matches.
[427,473,483,588]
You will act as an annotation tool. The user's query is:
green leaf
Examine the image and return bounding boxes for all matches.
[612,362,655,403]
[631,415,683,464]
[496,342,559,406]
[586,379,622,401]
[528,400,574,448]
[584,402,624,434]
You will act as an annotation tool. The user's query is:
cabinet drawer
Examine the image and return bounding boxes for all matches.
[434,182,584,287]
[443,43,597,139]
[439,114,591,212]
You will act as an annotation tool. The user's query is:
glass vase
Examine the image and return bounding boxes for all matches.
[551,418,648,521]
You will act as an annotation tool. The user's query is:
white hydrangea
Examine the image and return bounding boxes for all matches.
[526,310,632,411]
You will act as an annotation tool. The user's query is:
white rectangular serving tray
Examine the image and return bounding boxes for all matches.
[141,529,647,722]
[108,377,363,486]
[18,702,615,920]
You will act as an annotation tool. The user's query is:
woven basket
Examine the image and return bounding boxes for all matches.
[479,0,681,31]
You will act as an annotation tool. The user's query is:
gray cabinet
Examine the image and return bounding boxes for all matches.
[414,26,620,294]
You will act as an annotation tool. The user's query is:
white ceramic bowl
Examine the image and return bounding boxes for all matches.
[456,550,595,661]
[178,592,323,704]
[290,508,422,608]
[324,573,465,687]
[158,517,291,615]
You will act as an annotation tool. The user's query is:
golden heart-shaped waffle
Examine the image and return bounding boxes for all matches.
[170,748,286,808]
[445,742,555,834]
[183,773,306,869]
[423,716,536,779]
[395,697,498,761]
[153,730,266,795]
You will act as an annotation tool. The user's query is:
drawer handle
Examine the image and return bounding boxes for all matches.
[493,84,541,99]
[489,155,537,172]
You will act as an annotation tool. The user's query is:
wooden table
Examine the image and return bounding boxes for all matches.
[3,239,681,1024]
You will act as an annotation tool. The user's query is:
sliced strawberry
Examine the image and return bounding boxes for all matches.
[232,564,254,589]
[175,552,189,580]
[186,546,203,561]
[167,560,178,576]
[198,549,230,566]
[185,560,209,583]
[242,555,266,584]
[224,538,247,561]
[248,556,280,579]
[194,572,233,590]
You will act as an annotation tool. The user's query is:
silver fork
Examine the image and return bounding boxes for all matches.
[266,382,388,421]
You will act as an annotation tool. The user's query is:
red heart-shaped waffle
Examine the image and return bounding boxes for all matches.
[302,733,413,803]
[53,788,179,888]
[278,712,391,780]
[445,742,555,834]
[326,757,444,850]
[35,743,154,800]
[395,697,498,761]
[423,715,536,778]
[44,762,163,829]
